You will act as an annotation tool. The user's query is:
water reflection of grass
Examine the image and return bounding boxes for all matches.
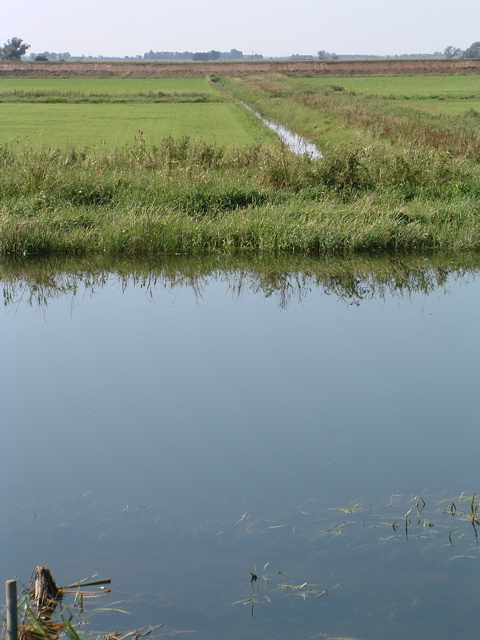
[2,252,480,310]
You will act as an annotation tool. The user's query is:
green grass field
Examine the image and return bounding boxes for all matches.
[0,101,272,148]
[0,77,218,95]
[394,98,480,114]
[298,75,480,115]
[299,74,480,97]
[222,74,480,152]
[0,77,275,149]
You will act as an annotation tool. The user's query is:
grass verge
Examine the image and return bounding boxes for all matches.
[1,136,480,257]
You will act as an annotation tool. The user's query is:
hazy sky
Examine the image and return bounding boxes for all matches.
[2,0,479,58]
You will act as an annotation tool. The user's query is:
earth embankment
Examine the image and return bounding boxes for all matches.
[1,58,480,78]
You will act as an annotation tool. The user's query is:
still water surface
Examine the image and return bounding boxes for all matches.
[1,258,480,640]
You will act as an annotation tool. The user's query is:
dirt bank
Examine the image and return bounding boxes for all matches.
[1,58,480,78]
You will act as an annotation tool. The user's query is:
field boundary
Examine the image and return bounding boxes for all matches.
[1,58,480,78]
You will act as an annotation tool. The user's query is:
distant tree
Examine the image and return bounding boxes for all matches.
[0,37,31,60]
[34,55,49,62]
[317,50,338,61]
[193,52,210,61]
[209,50,220,61]
[463,42,480,58]
[229,49,243,59]
[443,45,462,59]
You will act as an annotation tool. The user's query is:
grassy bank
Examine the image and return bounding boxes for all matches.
[1,135,480,256]
[1,74,480,257]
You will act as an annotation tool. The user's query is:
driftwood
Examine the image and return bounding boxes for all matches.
[32,566,59,609]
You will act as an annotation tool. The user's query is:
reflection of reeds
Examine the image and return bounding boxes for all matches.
[2,251,480,311]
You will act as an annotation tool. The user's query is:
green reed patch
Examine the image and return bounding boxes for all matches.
[1,136,480,257]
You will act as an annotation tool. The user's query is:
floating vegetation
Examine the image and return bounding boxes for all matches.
[203,491,480,559]
[3,489,480,640]
[9,568,113,640]
[4,567,166,640]
[201,491,480,624]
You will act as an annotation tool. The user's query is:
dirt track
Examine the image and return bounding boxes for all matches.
[1,58,480,78]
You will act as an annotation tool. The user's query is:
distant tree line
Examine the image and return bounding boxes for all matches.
[192,51,220,61]
[28,51,71,61]
[143,49,245,61]
[291,54,316,60]
[3,34,480,63]
[143,50,196,60]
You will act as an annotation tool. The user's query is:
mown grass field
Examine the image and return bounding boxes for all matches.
[299,74,480,98]
[0,77,218,95]
[1,102,271,148]
[1,73,480,257]
[0,77,275,148]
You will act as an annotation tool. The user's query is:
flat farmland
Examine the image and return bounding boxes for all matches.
[223,73,480,150]
[297,74,480,115]
[0,77,218,95]
[299,74,480,96]
[2,72,480,257]
[0,77,273,148]
[1,102,269,148]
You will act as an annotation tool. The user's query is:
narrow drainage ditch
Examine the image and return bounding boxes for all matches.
[245,104,322,158]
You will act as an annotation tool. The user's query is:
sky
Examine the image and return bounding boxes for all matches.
[2,0,479,58]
